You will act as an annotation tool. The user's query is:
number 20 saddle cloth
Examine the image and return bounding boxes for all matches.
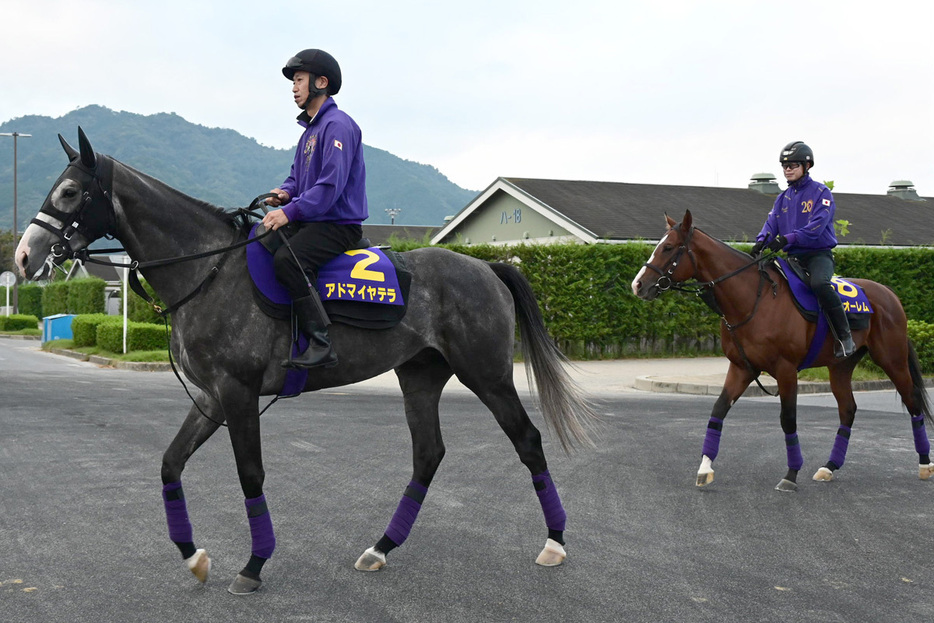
[772,257,872,370]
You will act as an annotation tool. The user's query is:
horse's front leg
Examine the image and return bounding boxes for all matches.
[774,367,802,492]
[161,393,223,584]
[813,360,859,482]
[219,384,272,596]
[697,362,755,487]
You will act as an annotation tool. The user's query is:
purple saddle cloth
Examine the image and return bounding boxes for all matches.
[773,257,872,370]
[245,223,411,397]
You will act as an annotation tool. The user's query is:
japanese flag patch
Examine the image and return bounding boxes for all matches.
[333,139,343,151]
[822,198,831,206]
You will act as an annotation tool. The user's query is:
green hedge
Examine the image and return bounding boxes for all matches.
[42,281,69,316]
[18,283,42,318]
[0,314,40,331]
[71,314,123,347]
[97,320,170,352]
[67,278,106,314]
[124,278,167,324]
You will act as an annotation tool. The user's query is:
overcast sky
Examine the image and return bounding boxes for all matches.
[1,0,931,199]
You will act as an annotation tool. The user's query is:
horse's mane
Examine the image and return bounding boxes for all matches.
[116,158,241,228]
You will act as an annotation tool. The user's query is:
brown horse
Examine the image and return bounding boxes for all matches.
[631,210,933,491]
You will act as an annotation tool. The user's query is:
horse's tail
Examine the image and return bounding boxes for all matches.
[907,340,934,424]
[487,262,599,453]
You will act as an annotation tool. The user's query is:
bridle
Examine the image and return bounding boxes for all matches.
[642,223,781,395]
[31,156,280,422]
[30,155,119,263]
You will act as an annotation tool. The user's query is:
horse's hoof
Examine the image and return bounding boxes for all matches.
[185,548,211,583]
[535,538,567,567]
[813,467,834,482]
[696,470,714,487]
[920,463,934,480]
[775,479,798,492]
[354,546,387,571]
[227,573,262,595]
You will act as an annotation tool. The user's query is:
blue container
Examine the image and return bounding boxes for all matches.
[42,314,77,343]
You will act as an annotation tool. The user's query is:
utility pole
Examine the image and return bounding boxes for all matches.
[385,208,401,225]
[0,131,31,313]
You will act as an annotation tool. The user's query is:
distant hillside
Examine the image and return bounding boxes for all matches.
[0,105,477,230]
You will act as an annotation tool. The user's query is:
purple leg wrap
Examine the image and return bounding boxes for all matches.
[245,494,276,559]
[702,417,724,460]
[785,433,804,471]
[162,481,193,543]
[532,471,567,532]
[828,426,851,468]
[912,415,931,455]
[385,481,428,546]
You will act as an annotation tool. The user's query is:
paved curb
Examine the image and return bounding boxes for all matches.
[635,375,932,397]
[49,347,171,372]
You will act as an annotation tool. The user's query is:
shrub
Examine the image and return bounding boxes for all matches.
[0,314,40,331]
[907,320,934,374]
[97,320,170,353]
[42,281,69,316]
[71,314,122,347]
[67,278,106,314]
[18,283,42,318]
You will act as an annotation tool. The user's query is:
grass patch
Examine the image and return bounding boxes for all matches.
[797,364,886,382]
[0,329,42,337]
[41,339,169,362]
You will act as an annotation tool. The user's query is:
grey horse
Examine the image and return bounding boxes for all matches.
[15,128,596,594]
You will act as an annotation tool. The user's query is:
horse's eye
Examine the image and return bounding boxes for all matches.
[662,244,673,252]
[63,188,78,199]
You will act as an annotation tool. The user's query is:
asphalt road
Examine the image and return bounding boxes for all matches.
[1,338,931,623]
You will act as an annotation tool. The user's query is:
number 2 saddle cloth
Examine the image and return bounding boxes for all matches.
[772,256,872,370]
[245,222,412,396]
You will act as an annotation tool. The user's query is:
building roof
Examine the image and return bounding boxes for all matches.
[433,177,934,246]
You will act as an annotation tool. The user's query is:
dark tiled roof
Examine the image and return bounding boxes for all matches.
[505,178,934,246]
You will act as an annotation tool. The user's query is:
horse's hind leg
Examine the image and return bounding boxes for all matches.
[870,340,934,478]
[355,352,453,572]
[458,371,567,567]
[814,356,862,482]
[161,394,223,584]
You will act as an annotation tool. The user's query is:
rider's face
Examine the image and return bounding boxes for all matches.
[782,162,807,183]
[292,71,311,109]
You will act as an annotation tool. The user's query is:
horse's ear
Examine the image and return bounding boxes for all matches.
[77,126,97,169]
[59,134,79,161]
[665,213,677,229]
[682,209,694,232]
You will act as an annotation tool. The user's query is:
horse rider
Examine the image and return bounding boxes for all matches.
[750,141,855,359]
[262,48,368,368]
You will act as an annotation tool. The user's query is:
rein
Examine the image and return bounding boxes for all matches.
[42,178,286,426]
[643,229,781,396]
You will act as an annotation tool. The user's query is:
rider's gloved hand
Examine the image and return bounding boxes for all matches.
[750,239,765,256]
[766,234,787,253]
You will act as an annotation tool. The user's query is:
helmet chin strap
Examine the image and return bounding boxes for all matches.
[299,75,327,109]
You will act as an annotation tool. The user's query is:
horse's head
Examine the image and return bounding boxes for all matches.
[630,209,697,300]
[15,127,117,281]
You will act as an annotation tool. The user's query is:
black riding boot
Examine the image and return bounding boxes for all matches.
[284,293,338,369]
[825,302,855,359]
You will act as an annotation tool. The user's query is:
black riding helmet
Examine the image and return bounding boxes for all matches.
[779,141,814,167]
[282,49,342,95]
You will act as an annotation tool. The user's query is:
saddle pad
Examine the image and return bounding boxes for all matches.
[246,224,411,329]
[774,257,873,317]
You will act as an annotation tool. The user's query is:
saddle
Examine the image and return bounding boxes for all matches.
[772,257,872,330]
[771,257,872,370]
[246,223,412,329]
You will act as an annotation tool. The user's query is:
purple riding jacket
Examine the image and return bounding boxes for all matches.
[755,175,837,254]
[278,98,368,225]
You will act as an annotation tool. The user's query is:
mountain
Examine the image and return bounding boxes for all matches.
[0,105,478,231]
